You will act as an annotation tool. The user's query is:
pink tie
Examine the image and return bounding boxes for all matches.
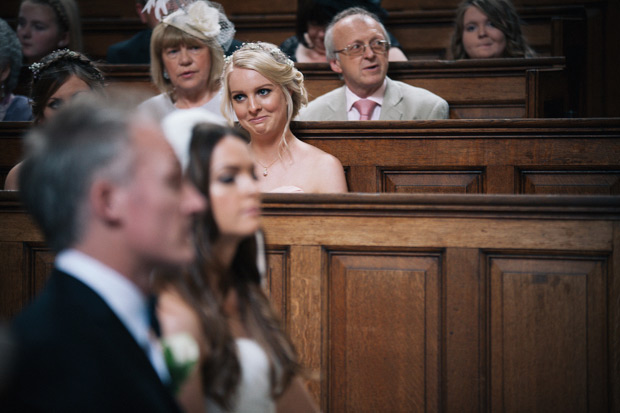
[353,99,378,120]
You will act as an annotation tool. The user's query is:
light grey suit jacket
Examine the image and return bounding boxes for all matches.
[298,77,449,121]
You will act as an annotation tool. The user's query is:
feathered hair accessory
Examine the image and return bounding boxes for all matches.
[143,0,235,50]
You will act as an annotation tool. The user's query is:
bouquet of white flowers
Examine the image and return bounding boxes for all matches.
[161,333,200,394]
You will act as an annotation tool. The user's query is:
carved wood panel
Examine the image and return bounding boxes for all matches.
[380,169,484,193]
[519,170,620,195]
[485,253,609,412]
[327,251,442,413]
[265,247,288,324]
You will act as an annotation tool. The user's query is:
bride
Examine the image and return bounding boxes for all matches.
[154,115,319,413]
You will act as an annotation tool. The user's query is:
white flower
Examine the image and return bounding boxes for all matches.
[161,333,199,393]
[179,1,221,38]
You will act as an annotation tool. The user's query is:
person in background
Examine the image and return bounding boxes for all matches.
[0,18,32,121]
[1,90,206,412]
[279,0,407,63]
[4,49,105,189]
[139,0,235,120]
[16,0,82,65]
[298,7,448,121]
[106,0,161,64]
[449,0,536,59]
[222,42,347,193]
[107,0,242,64]
[156,114,319,412]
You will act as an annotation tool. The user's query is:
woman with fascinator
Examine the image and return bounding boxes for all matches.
[139,0,235,120]
[222,42,348,193]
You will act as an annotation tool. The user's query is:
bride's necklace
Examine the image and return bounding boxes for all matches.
[255,156,279,177]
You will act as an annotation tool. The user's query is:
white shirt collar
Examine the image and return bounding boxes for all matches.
[55,249,150,348]
[345,79,387,120]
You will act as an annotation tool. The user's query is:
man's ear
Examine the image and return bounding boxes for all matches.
[329,58,343,74]
[89,179,124,226]
[57,32,69,48]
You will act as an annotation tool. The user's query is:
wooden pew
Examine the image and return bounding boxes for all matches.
[4,118,619,192]
[2,191,619,411]
[97,58,570,119]
[298,57,570,118]
[291,118,620,193]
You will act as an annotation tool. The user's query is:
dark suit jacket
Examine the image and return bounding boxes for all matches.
[2,269,182,413]
[107,29,153,64]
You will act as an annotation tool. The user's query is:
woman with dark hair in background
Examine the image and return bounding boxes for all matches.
[156,115,319,412]
[450,0,535,59]
[4,49,104,189]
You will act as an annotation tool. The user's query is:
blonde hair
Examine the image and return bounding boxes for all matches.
[221,42,307,154]
[150,23,224,100]
[23,0,83,52]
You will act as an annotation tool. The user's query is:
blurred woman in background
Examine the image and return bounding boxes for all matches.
[450,0,535,59]
[16,0,82,64]
[4,49,104,189]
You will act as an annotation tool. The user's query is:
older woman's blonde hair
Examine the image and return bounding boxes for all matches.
[450,0,535,59]
[150,23,224,99]
[221,43,307,153]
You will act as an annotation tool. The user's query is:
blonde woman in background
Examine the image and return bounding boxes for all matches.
[140,0,235,121]
[222,42,347,193]
[16,0,82,64]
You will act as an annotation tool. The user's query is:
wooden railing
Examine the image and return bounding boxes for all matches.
[2,191,618,411]
[5,118,619,192]
[291,118,620,193]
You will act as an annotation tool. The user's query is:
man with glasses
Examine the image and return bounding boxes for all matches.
[298,7,448,121]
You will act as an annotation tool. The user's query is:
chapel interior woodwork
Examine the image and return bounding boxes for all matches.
[2,192,618,412]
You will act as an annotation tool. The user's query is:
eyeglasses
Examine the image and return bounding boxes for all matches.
[334,39,390,57]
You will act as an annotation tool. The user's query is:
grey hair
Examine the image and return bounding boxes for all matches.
[18,93,142,252]
[0,18,23,94]
[324,6,389,61]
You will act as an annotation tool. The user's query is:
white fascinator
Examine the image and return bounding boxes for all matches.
[161,108,227,171]
[143,0,236,50]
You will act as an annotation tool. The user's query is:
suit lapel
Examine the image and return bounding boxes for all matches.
[380,78,404,120]
[329,86,348,120]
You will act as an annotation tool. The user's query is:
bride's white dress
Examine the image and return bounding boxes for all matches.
[205,338,276,413]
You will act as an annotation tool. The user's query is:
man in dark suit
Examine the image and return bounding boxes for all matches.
[1,91,206,412]
[107,0,158,64]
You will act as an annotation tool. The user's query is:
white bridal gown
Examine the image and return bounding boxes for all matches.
[205,338,275,413]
